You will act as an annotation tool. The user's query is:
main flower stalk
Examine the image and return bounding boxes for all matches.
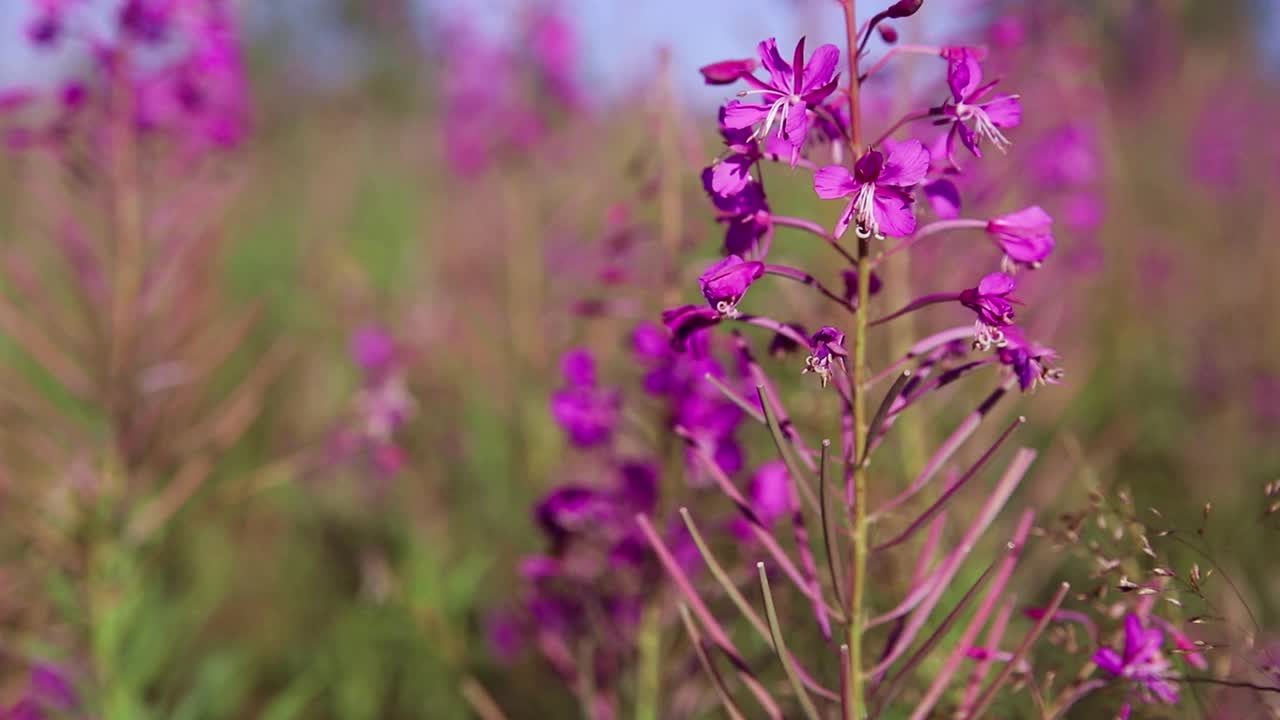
[841,2,868,718]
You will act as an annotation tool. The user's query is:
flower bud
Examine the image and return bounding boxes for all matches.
[885,0,925,19]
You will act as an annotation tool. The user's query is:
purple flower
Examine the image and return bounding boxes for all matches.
[747,461,793,526]
[560,347,597,387]
[536,485,604,550]
[699,255,765,317]
[814,140,929,239]
[351,326,397,376]
[841,269,882,306]
[996,327,1062,391]
[661,305,722,353]
[119,0,170,44]
[940,47,1022,160]
[550,348,620,447]
[959,272,1018,349]
[26,6,63,47]
[706,107,762,198]
[700,58,758,85]
[720,38,840,164]
[922,177,962,219]
[804,326,849,387]
[1094,614,1180,711]
[987,206,1056,270]
[721,184,772,257]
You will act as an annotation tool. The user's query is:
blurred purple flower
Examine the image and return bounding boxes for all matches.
[941,46,1021,160]
[661,305,722,353]
[996,326,1061,391]
[550,350,621,447]
[841,268,882,305]
[987,206,1055,270]
[747,460,793,526]
[351,326,397,376]
[814,140,928,239]
[119,0,170,44]
[1094,614,1180,713]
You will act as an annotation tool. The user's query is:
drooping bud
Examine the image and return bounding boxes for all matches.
[885,0,925,19]
[698,58,758,85]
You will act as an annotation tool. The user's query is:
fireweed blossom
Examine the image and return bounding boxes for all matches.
[997,326,1062,392]
[1094,614,1181,715]
[550,348,622,447]
[940,46,1022,160]
[960,272,1018,349]
[719,37,841,164]
[814,139,929,239]
[702,171,772,256]
[804,325,848,387]
[504,3,1105,715]
[988,205,1056,270]
[699,254,765,318]
[6,0,250,152]
[330,326,416,479]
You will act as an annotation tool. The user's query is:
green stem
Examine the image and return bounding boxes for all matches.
[841,2,869,716]
[635,602,661,720]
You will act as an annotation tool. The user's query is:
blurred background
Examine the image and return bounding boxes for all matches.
[0,0,1278,717]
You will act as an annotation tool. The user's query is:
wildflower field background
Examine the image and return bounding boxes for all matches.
[0,0,1278,718]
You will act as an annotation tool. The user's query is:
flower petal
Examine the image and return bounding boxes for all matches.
[982,94,1023,128]
[879,139,930,187]
[813,165,856,199]
[722,100,771,129]
[800,44,840,95]
[757,37,792,92]
[873,186,917,237]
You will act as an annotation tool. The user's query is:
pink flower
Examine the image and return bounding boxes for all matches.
[987,206,1056,270]
[813,139,929,239]
[698,255,765,317]
[719,37,840,165]
[940,47,1022,160]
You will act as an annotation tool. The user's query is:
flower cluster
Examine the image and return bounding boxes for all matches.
[328,325,417,481]
[2,0,249,152]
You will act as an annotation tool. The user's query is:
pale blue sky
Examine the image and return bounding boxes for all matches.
[1,0,1276,103]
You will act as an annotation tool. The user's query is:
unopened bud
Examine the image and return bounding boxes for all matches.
[698,58,757,86]
[886,0,925,19]
[877,24,899,44]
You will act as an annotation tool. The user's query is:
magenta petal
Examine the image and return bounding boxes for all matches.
[957,121,982,158]
[722,100,771,130]
[879,139,930,187]
[813,165,856,199]
[1093,647,1124,675]
[800,44,840,95]
[833,201,855,239]
[757,38,793,91]
[983,94,1022,128]
[977,272,1016,296]
[710,154,753,197]
[923,178,962,219]
[873,187,917,237]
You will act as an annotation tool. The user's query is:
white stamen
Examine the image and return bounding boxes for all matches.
[971,321,1007,352]
[957,103,1013,153]
[852,182,878,239]
[715,300,741,319]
